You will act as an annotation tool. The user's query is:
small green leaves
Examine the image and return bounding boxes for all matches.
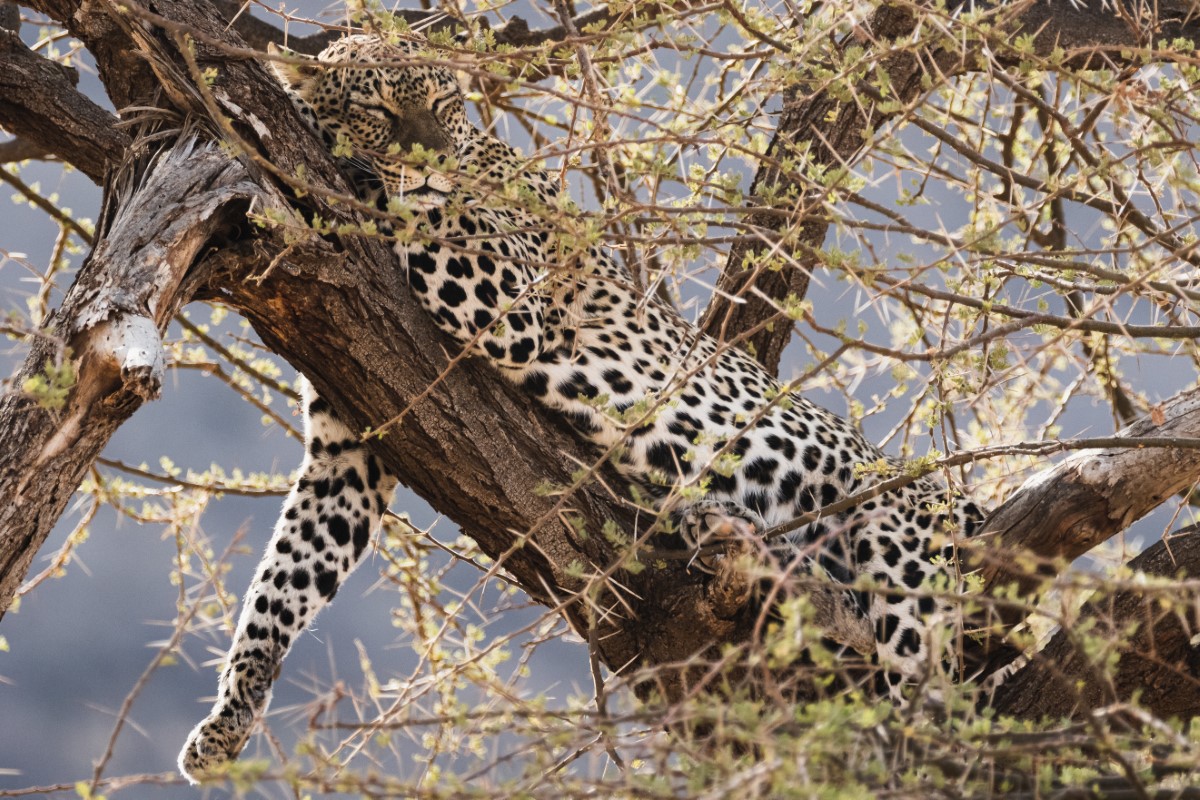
[74,782,106,800]
[22,357,75,411]
[331,132,354,159]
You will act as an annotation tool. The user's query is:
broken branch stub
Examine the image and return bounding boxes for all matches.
[0,136,263,615]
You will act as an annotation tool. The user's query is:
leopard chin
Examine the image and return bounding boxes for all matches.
[394,186,448,210]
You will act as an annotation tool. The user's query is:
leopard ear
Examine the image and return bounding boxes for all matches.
[266,42,319,90]
[451,26,478,95]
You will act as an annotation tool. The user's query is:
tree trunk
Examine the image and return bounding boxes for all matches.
[0,138,253,611]
[3,0,1200,728]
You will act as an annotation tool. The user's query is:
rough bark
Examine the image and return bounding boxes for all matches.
[25,0,161,112]
[2,0,1200,727]
[1011,0,1200,68]
[0,2,17,33]
[0,26,129,182]
[991,528,1200,721]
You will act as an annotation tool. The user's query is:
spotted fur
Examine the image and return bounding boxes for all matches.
[179,34,985,782]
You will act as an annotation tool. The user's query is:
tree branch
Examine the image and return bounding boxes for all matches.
[209,0,668,56]
[991,527,1200,721]
[699,5,955,374]
[24,0,163,114]
[207,0,338,55]
[974,386,1200,624]
[0,27,129,182]
[0,1,17,33]
[0,135,52,165]
[998,0,1200,69]
[700,0,1200,374]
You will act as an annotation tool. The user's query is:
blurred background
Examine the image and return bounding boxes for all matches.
[2,0,1196,797]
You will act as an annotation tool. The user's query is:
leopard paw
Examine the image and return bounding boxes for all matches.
[678,501,759,573]
[178,702,256,784]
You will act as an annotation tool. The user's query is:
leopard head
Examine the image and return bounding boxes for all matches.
[268,34,471,207]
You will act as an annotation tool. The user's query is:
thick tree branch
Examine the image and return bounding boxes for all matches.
[991,527,1200,721]
[5,0,1200,729]
[1003,0,1200,69]
[0,1,17,33]
[0,27,128,182]
[975,387,1200,624]
[699,4,956,374]
[25,0,163,112]
[0,0,743,704]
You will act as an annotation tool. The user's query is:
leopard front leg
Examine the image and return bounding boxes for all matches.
[179,380,397,783]
[845,491,976,693]
[677,500,761,567]
[676,500,765,618]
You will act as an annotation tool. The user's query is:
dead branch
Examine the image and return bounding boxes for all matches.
[975,387,1200,624]
[0,135,256,612]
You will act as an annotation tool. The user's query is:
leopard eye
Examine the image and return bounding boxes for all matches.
[430,92,458,115]
[351,103,391,121]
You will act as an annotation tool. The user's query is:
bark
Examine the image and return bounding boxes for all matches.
[990,527,1200,721]
[1011,0,1200,67]
[0,2,16,32]
[25,0,161,112]
[0,26,128,182]
[2,0,1200,728]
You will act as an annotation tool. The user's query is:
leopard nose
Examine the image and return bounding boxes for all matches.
[392,109,452,154]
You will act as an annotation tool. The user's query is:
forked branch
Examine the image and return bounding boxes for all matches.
[2,0,1200,730]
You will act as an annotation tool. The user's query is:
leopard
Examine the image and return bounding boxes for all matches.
[178,33,986,783]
